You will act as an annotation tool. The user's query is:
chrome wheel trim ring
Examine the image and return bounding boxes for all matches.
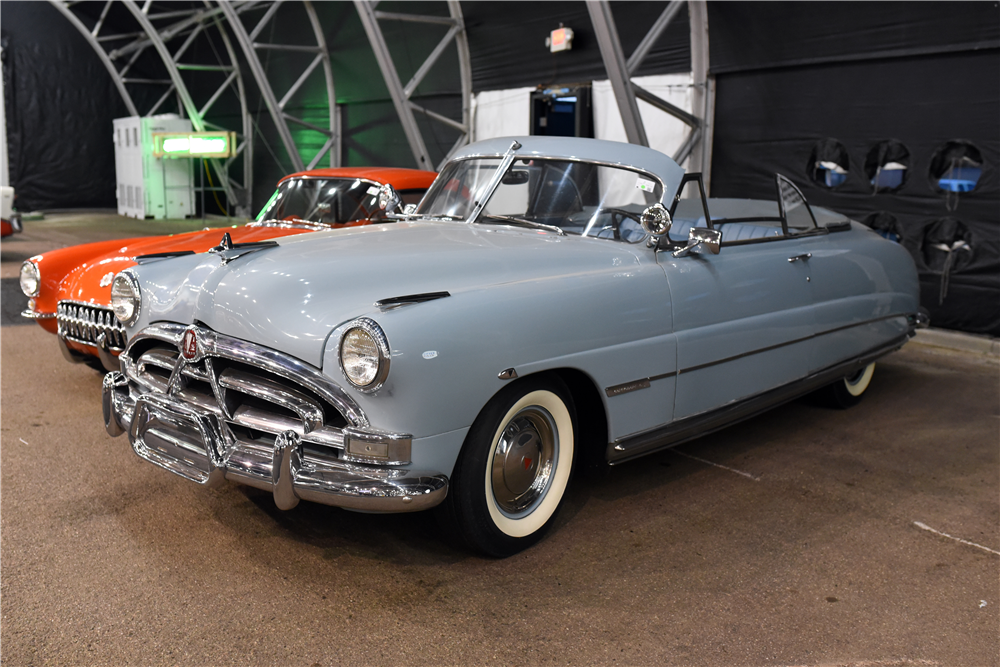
[490,406,557,517]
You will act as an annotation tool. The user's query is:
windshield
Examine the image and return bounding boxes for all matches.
[417,157,664,242]
[255,178,386,227]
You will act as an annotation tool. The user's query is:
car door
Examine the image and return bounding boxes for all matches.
[662,234,817,421]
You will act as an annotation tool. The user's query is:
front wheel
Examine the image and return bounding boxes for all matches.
[815,362,875,409]
[442,376,576,557]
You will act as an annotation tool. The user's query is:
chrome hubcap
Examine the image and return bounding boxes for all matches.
[491,407,557,517]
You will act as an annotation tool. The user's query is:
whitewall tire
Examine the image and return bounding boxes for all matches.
[816,362,876,409]
[441,376,576,557]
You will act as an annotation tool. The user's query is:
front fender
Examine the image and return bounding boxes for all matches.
[321,258,675,442]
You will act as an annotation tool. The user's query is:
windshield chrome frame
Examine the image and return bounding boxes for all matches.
[415,146,671,232]
[465,140,522,225]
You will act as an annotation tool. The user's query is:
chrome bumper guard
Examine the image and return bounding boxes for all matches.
[103,371,448,512]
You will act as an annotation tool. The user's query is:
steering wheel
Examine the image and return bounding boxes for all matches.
[595,207,644,242]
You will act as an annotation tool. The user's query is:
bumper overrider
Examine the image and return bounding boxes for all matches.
[103,322,448,512]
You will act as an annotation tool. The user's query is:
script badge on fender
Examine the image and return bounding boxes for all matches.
[180,328,200,361]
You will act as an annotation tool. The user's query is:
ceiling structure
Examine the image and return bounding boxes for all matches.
[51,0,712,197]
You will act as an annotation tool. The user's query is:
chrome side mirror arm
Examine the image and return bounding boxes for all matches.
[672,227,722,258]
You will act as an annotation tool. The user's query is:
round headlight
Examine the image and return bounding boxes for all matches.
[19,261,40,297]
[339,318,390,391]
[110,272,141,325]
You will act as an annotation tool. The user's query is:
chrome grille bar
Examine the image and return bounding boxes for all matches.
[218,367,325,434]
[122,324,356,459]
[57,300,127,350]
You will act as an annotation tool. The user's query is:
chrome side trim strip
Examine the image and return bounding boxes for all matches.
[605,370,677,398]
[606,379,650,397]
[679,313,909,375]
[20,309,56,320]
[607,333,910,464]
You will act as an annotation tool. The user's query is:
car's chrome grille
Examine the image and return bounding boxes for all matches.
[125,342,348,455]
[57,300,127,350]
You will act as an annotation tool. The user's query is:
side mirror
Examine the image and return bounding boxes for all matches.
[377,183,402,214]
[672,227,722,258]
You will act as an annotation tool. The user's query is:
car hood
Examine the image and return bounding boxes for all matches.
[136,221,647,366]
[54,226,312,307]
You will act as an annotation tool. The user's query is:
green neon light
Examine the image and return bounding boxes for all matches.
[190,137,227,154]
[153,132,234,158]
[162,137,190,153]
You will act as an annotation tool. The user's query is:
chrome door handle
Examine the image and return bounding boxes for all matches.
[787,253,812,263]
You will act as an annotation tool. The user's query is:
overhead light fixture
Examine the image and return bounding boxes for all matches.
[546,24,574,52]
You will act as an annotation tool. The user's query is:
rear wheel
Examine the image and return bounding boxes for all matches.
[442,376,576,557]
[815,362,875,409]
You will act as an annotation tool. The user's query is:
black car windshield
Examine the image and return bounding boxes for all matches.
[417,157,664,242]
[255,178,384,227]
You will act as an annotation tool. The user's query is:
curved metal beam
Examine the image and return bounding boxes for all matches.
[50,0,252,211]
[354,0,473,171]
[587,0,714,191]
[587,0,648,147]
[687,0,714,193]
[218,1,339,173]
[47,1,139,116]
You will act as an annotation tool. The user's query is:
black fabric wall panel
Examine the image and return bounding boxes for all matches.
[462,1,690,91]
[1,1,130,211]
[711,49,1000,334]
[707,1,1000,73]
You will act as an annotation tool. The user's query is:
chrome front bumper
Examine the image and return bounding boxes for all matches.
[103,372,448,512]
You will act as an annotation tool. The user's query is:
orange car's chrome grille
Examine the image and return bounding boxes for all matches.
[57,301,127,351]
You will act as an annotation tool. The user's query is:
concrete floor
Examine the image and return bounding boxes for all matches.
[2,213,998,666]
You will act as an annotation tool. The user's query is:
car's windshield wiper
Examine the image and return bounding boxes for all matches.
[480,214,565,236]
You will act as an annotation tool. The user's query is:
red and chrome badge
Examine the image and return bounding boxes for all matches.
[180,327,200,361]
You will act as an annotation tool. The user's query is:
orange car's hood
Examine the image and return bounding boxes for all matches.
[50,226,309,309]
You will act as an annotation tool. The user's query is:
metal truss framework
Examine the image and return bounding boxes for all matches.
[587,0,715,192]
[50,0,253,213]
[354,0,472,171]
[218,1,339,173]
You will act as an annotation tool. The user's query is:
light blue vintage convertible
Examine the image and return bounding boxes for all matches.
[102,137,925,556]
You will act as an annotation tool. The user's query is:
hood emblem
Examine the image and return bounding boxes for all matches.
[166,328,201,395]
[208,232,279,265]
[180,327,200,361]
[100,272,115,287]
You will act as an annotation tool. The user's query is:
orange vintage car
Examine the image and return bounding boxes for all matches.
[19,166,436,370]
